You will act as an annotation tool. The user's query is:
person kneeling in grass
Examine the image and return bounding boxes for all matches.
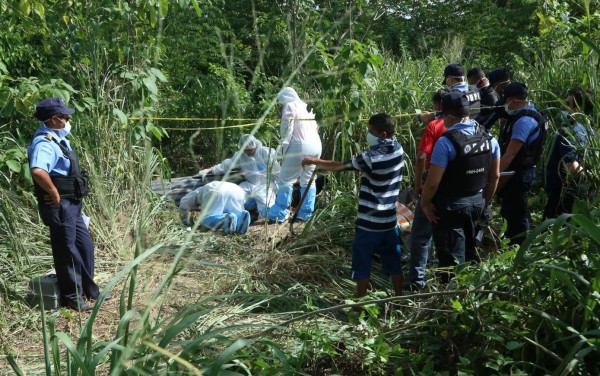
[302,113,405,299]
[179,181,251,235]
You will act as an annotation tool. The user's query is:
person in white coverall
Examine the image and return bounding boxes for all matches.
[179,181,251,235]
[197,134,280,217]
[264,87,322,222]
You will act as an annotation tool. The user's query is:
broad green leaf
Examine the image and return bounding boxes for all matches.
[148,6,157,27]
[159,0,168,18]
[112,108,128,125]
[6,160,21,173]
[451,299,463,312]
[18,0,30,16]
[150,126,163,140]
[33,2,45,19]
[142,76,158,95]
[150,67,167,82]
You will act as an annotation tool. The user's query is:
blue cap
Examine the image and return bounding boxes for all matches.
[441,92,470,117]
[442,64,465,85]
[34,97,75,121]
[488,68,510,87]
[503,82,528,99]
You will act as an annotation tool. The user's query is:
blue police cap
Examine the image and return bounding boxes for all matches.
[488,68,510,87]
[503,82,528,99]
[34,97,75,121]
[442,64,465,85]
[441,92,470,117]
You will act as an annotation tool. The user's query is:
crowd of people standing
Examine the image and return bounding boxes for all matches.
[28,64,595,310]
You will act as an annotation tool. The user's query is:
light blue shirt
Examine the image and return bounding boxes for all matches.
[511,104,540,145]
[27,124,72,176]
[431,121,501,168]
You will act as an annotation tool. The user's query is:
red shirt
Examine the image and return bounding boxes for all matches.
[417,118,446,169]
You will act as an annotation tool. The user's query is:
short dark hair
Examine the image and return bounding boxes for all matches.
[369,113,395,136]
[568,87,595,116]
[433,88,449,103]
[467,68,485,80]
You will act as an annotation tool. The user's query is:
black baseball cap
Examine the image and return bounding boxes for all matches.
[441,92,470,117]
[503,82,528,99]
[488,68,510,87]
[442,64,465,85]
[34,97,75,121]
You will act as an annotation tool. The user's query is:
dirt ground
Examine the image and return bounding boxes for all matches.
[0,221,301,375]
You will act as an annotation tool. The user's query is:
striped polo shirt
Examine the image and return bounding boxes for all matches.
[344,138,404,232]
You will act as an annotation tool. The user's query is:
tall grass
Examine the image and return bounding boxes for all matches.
[3,3,600,376]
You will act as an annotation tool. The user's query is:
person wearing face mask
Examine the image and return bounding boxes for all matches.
[418,64,480,125]
[27,97,98,311]
[467,68,500,126]
[408,88,448,289]
[264,87,322,222]
[543,88,596,218]
[421,92,500,282]
[302,113,405,300]
[443,64,481,121]
[195,134,280,219]
[480,68,511,131]
[497,82,548,245]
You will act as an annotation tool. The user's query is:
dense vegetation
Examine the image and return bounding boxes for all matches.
[1,0,599,374]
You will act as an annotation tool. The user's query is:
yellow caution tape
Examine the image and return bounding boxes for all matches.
[129,100,562,131]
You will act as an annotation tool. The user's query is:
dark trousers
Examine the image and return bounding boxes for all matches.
[432,193,484,282]
[39,198,99,305]
[499,166,535,245]
[543,188,575,219]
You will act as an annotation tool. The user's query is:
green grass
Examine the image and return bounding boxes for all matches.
[2,9,600,374]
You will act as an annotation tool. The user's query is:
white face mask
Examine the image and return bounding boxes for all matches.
[367,131,380,147]
[504,103,517,116]
[58,121,71,138]
[560,110,572,123]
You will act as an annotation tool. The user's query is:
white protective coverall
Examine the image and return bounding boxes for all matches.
[179,181,251,235]
[265,87,322,222]
[209,135,280,217]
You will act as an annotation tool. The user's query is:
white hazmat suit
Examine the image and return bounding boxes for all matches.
[179,181,251,235]
[264,87,322,222]
[199,134,280,218]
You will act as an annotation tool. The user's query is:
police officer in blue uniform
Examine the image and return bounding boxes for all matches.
[28,97,98,311]
[497,83,547,245]
[421,92,500,282]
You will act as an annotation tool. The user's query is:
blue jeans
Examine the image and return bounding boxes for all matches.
[500,166,535,245]
[432,193,484,282]
[408,200,432,288]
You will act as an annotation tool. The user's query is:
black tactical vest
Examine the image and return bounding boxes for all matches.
[33,134,89,201]
[439,126,493,196]
[451,87,481,120]
[499,109,548,171]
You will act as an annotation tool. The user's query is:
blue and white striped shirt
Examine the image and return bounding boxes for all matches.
[345,138,404,232]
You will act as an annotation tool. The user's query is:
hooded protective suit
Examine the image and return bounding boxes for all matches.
[265,87,322,222]
[179,181,251,235]
[209,135,279,217]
